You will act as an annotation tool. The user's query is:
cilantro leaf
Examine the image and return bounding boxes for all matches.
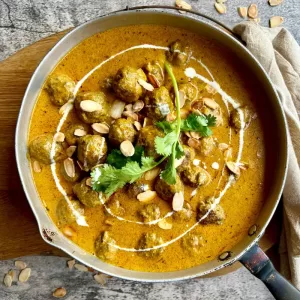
[107,145,144,168]
[156,120,175,134]
[180,113,215,136]
[141,156,156,169]
[206,114,217,127]
[160,157,176,185]
[154,132,177,157]
[175,142,185,159]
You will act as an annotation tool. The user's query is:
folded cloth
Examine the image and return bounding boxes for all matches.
[234,21,300,289]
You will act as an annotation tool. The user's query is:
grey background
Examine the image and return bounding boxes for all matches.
[1,0,299,299]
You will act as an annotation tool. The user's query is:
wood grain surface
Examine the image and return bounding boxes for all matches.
[0,29,280,277]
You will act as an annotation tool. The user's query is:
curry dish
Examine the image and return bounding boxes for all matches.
[28,25,269,272]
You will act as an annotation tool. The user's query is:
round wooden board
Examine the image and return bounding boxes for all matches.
[0,29,281,277]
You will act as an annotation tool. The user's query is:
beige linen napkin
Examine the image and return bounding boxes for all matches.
[233,21,300,289]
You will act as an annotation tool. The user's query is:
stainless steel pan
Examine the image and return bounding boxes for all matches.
[15,7,299,299]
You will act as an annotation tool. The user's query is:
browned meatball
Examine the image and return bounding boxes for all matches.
[199,136,215,156]
[177,145,195,173]
[230,106,252,130]
[28,133,66,164]
[144,86,174,121]
[180,164,209,188]
[108,118,137,147]
[45,74,75,106]
[138,233,164,258]
[64,123,89,145]
[73,177,101,207]
[95,231,117,261]
[181,232,204,255]
[155,174,183,201]
[139,204,160,223]
[56,198,84,225]
[112,66,147,103]
[74,91,110,124]
[77,135,107,171]
[198,197,225,225]
[137,125,164,159]
[166,40,192,66]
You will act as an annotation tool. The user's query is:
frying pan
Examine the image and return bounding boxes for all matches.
[15,6,300,299]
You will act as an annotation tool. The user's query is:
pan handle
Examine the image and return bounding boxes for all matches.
[239,244,300,300]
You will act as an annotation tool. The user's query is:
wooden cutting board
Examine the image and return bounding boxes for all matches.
[0,30,280,276]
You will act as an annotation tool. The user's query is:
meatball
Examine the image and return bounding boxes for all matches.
[73,177,101,207]
[56,198,84,225]
[181,233,204,255]
[139,204,160,223]
[180,164,209,188]
[138,233,164,258]
[199,136,215,156]
[60,159,81,183]
[94,231,117,261]
[166,40,192,66]
[77,135,107,171]
[45,74,75,106]
[108,118,137,147]
[137,125,164,159]
[198,197,225,225]
[173,202,193,222]
[29,133,66,164]
[177,145,195,173]
[65,123,89,145]
[178,82,198,102]
[74,91,110,124]
[144,86,174,121]
[127,181,150,198]
[155,174,184,201]
[144,61,164,88]
[112,66,147,103]
[230,106,252,130]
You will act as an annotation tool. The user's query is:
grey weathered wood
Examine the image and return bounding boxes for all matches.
[1,0,299,298]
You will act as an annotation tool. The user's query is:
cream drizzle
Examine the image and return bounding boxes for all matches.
[48,44,244,249]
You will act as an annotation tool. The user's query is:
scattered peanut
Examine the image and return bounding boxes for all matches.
[120,140,135,157]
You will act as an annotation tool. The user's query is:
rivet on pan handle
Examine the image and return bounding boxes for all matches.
[240,244,300,300]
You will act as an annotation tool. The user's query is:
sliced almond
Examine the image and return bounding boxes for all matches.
[80,100,102,112]
[187,137,201,150]
[226,161,241,176]
[138,79,154,91]
[110,100,125,119]
[193,159,200,166]
[133,100,145,112]
[63,226,76,237]
[203,98,218,109]
[268,0,283,6]
[8,270,16,281]
[63,158,75,178]
[53,287,67,298]
[178,90,186,108]
[67,259,75,269]
[211,162,220,170]
[77,160,84,170]
[238,7,248,18]
[74,264,88,272]
[3,274,13,287]
[158,219,173,230]
[19,268,31,283]
[147,74,160,88]
[122,110,139,121]
[175,0,192,10]
[137,190,157,202]
[270,16,284,28]
[172,192,184,211]
[15,260,27,270]
[175,156,185,168]
[92,123,110,134]
[224,147,232,160]
[215,2,227,14]
[218,143,229,151]
[85,177,92,187]
[66,145,77,157]
[248,4,258,19]
[144,167,160,181]
[120,140,135,157]
[33,160,42,173]
[59,102,73,115]
[125,104,133,111]
[54,132,65,142]
[94,273,109,286]
[74,128,86,137]
[190,131,201,139]
[134,121,142,131]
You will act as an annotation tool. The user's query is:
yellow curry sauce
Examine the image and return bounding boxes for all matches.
[28,25,268,272]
